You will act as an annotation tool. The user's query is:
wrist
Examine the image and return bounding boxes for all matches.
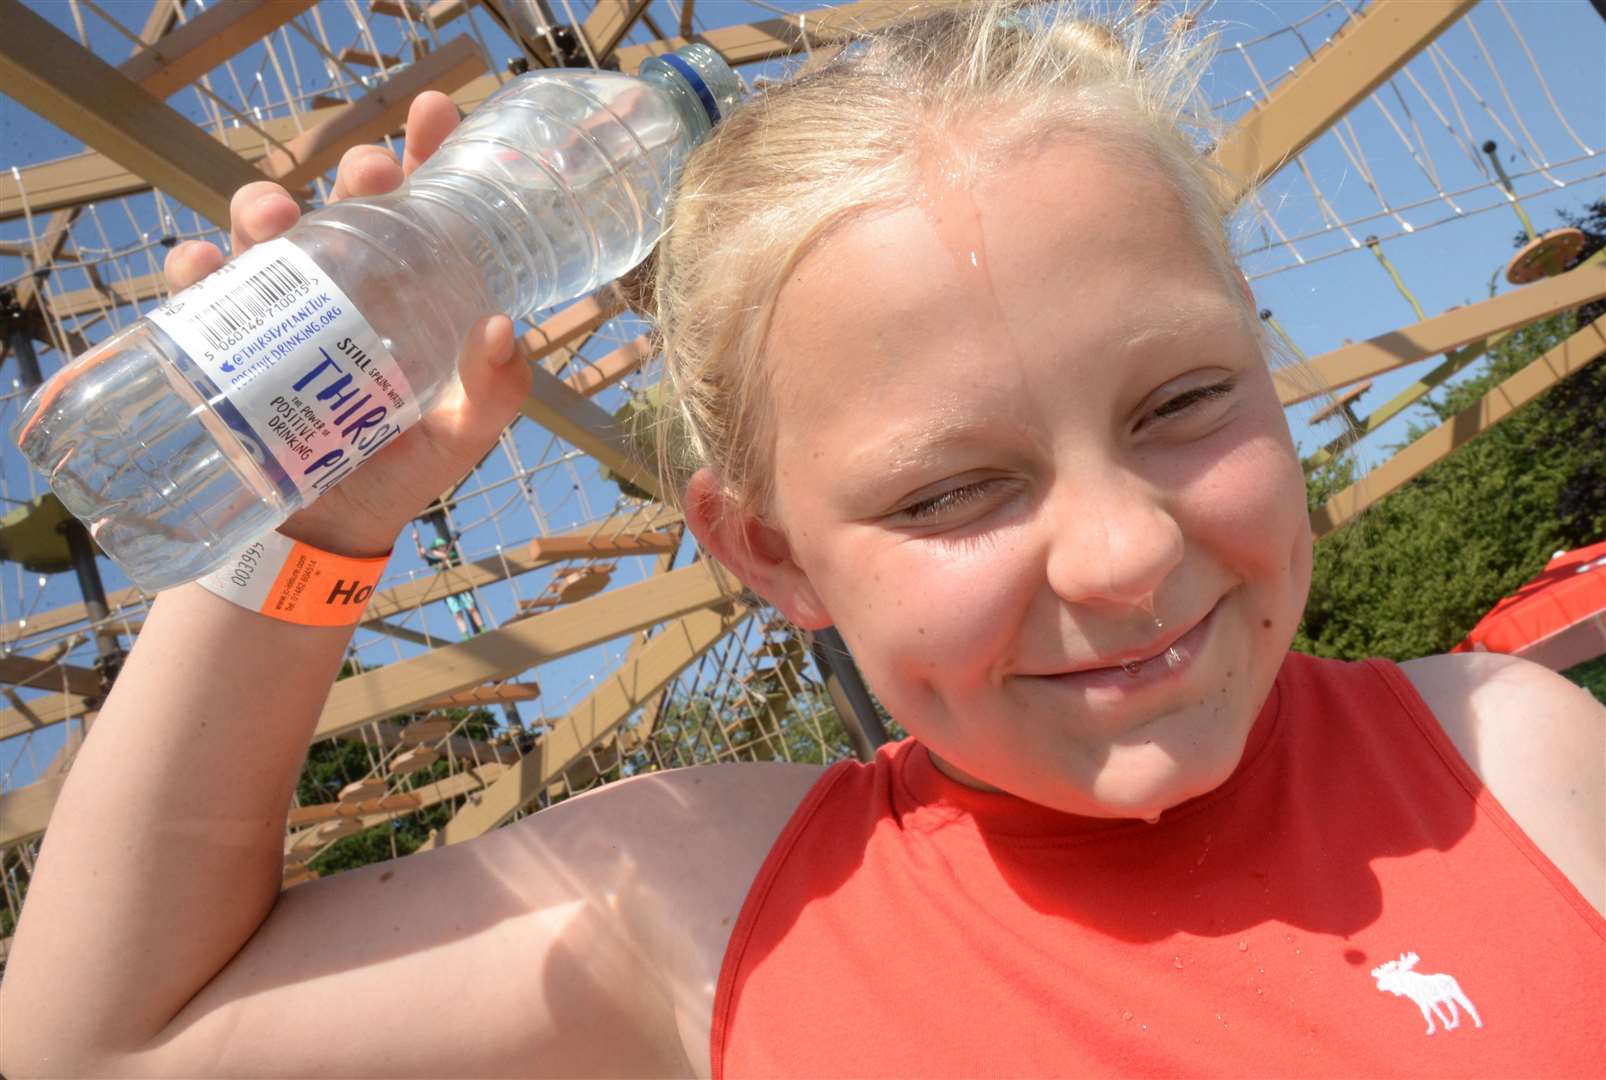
[276,514,398,559]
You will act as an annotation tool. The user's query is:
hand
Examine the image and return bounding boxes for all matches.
[162,92,533,557]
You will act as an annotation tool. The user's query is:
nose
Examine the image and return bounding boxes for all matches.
[1042,470,1184,610]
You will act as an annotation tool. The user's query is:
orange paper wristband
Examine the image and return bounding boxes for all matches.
[196,530,389,626]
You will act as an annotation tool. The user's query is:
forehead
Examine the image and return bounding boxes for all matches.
[763,138,1240,450]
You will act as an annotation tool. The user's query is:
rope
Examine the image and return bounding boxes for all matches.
[1494,0,1596,157]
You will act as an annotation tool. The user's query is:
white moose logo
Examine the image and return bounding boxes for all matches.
[1370,952,1483,1036]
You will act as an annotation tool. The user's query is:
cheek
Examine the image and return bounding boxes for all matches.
[824,530,1034,693]
[1181,416,1308,580]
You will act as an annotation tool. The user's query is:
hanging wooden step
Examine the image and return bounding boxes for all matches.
[390,746,440,775]
[316,817,364,842]
[287,790,423,828]
[282,868,317,889]
[369,0,421,17]
[414,681,541,712]
[516,564,615,616]
[400,717,453,745]
[338,778,388,804]
[337,46,401,69]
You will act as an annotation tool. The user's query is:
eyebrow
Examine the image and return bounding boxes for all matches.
[1120,296,1242,354]
[840,413,1005,494]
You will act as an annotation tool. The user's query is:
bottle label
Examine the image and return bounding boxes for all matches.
[148,237,420,503]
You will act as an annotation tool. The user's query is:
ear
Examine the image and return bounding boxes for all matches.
[683,468,832,629]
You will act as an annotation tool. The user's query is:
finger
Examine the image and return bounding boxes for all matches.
[163,240,225,292]
[402,91,461,175]
[228,181,300,257]
[433,316,526,441]
[329,144,404,203]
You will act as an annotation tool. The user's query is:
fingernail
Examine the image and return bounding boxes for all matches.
[252,192,291,214]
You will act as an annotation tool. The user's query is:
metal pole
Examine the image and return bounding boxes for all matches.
[808,626,887,762]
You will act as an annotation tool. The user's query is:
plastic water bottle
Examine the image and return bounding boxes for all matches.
[14,45,739,593]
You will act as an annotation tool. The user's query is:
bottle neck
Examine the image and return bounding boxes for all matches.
[639,64,715,145]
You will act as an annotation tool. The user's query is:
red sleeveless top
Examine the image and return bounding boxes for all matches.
[712,653,1604,1077]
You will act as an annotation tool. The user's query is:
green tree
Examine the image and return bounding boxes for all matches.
[1296,201,1605,701]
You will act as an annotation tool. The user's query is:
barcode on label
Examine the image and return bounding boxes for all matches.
[194,256,311,353]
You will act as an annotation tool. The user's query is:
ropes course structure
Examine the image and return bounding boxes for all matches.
[0,0,1601,966]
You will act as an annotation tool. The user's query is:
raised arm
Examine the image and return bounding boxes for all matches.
[0,93,551,1075]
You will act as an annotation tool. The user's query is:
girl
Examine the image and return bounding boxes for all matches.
[1,4,1599,1077]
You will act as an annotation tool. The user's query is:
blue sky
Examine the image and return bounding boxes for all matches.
[1,0,1603,786]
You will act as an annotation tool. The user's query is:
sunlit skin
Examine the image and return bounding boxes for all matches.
[692,135,1314,821]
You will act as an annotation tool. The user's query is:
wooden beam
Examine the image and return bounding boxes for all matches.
[312,558,735,741]
[526,526,676,560]
[423,602,743,845]
[1213,0,1477,201]
[566,335,653,396]
[425,0,475,29]
[0,690,92,742]
[361,619,436,647]
[519,367,661,499]
[360,518,679,626]
[286,761,505,831]
[413,681,542,711]
[0,561,734,847]
[0,656,100,698]
[261,35,486,191]
[519,289,628,362]
[9,0,286,321]
[615,0,931,72]
[1276,259,1606,406]
[0,0,269,230]
[1,76,503,224]
[118,0,317,101]
[3,0,923,224]
[0,516,679,652]
[582,0,653,63]
[1311,317,1606,536]
[0,773,64,849]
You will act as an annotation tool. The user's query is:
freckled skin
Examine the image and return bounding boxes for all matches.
[718,139,1313,821]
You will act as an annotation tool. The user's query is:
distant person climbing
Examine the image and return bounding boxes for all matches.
[414,526,485,638]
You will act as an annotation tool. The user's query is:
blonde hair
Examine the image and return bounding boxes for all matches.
[651,0,1240,518]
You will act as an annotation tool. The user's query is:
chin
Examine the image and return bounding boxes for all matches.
[1064,711,1253,821]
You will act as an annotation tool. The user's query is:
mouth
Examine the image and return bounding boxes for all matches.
[1027,599,1222,692]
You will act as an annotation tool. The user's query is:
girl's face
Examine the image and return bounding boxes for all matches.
[707,137,1311,820]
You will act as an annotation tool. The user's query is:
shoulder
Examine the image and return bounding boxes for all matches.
[1397,652,1604,913]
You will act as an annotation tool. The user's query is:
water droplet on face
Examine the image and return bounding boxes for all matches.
[1256,987,1264,996]
[1122,1010,1134,1022]
[1121,658,1144,677]
[1143,814,1160,825]
[969,250,978,268]
[1294,948,1301,956]
[1172,956,1184,969]
[1141,1024,1148,1032]
[1237,940,1249,952]
[1164,644,1187,671]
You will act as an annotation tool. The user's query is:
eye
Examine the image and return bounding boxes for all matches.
[897,479,1000,522]
[1143,378,1238,428]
